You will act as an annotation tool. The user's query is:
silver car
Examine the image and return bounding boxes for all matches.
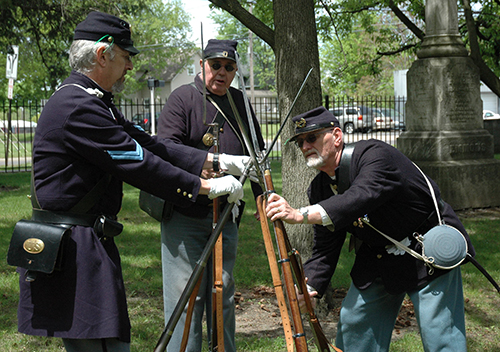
[329,106,372,134]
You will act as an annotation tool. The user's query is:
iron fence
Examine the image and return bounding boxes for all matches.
[1,95,406,172]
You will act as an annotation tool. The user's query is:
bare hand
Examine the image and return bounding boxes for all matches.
[295,279,318,313]
[265,192,301,223]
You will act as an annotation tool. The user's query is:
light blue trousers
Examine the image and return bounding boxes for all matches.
[161,210,238,352]
[336,267,466,352]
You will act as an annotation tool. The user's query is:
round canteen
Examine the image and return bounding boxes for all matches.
[422,224,468,269]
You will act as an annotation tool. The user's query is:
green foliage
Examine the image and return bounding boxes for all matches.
[210,7,276,90]
[317,0,419,96]
[0,0,195,101]
[468,1,500,77]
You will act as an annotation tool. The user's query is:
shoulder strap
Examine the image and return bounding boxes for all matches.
[337,143,356,194]
[56,83,103,98]
[190,82,226,151]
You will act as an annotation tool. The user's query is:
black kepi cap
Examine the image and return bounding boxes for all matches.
[203,39,238,62]
[288,106,341,143]
[74,12,139,55]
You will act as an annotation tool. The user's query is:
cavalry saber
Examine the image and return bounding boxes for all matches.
[235,52,260,155]
[467,254,500,293]
[228,73,317,351]
[263,67,313,163]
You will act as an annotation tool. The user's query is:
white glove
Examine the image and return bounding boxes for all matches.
[208,175,244,203]
[385,237,411,256]
[219,154,260,183]
[231,200,240,223]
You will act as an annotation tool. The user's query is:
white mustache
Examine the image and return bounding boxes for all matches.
[304,149,319,158]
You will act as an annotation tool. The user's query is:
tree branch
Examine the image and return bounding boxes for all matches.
[377,43,418,56]
[209,0,275,50]
[462,0,500,97]
[386,0,424,40]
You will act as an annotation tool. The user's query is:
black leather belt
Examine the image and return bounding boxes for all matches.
[32,208,98,227]
[31,209,123,238]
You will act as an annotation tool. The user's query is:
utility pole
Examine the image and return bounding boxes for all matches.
[248,2,255,105]
[5,45,19,167]
[147,77,165,135]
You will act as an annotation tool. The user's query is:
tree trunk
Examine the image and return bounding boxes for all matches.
[273,0,322,258]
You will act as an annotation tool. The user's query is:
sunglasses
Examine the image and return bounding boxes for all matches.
[295,128,334,148]
[210,62,236,72]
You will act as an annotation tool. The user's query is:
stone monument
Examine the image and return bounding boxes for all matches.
[398,0,500,209]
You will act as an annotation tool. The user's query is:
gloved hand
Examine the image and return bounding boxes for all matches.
[385,237,411,256]
[231,200,240,223]
[219,154,260,183]
[208,175,244,203]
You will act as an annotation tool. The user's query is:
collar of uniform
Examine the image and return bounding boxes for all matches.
[68,71,114,104]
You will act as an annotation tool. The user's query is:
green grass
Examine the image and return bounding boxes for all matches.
[1,163,500,351]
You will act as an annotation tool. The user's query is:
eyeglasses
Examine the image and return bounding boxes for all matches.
[295,128,334,148]
[210,62,236,72]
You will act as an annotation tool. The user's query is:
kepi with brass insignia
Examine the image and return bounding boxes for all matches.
[203,39,238,62]
[288,106,341,143]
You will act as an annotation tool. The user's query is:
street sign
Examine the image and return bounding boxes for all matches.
[7,78,14,100]
[6,45,19,80]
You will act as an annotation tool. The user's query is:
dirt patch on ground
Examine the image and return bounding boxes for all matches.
[0,185,19,192]
[234,285,418,344]
[456,206,500,220]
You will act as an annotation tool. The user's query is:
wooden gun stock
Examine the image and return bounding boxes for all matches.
[261,169,342,352]
[261,169,308,351]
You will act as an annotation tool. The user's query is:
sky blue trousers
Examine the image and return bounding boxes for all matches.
[161,210,238,352]
[336,267,466,352]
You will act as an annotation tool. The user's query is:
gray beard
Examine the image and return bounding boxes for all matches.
[306,154,325,169]
[112,80,125,93]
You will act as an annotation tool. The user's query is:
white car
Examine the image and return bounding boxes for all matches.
[483,110,500,120]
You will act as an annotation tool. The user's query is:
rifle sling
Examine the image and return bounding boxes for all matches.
[257,195,294,352]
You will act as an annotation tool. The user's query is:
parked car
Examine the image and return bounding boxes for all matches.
[131,112,160,133]
[380,108,406,130]
[0,119,37,133]
[369,107,395,131]
[329,106,373,134]
[483,110,500,120]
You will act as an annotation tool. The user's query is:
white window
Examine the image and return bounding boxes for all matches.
[187,64,196,76]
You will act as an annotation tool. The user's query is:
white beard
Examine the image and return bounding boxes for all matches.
[306,153,325,169]
[112,80,125,93]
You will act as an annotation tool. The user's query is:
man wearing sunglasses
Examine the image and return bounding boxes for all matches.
[157,39,265,352]
[265,106,474,352]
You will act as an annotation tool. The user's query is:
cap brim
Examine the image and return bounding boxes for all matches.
[117,44,140,56]
[204,53,236,62]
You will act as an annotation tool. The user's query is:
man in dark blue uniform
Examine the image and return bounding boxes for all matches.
[157,39,265,351]
[265,107,474,351]
[16,12,249,352]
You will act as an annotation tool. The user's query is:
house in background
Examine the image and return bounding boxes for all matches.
[127,50,202,105]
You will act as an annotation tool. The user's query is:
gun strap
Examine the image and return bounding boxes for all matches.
[257,195,294,352]
[179,275,203,352]
[212,225,225,351]
[337,143,355,194]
